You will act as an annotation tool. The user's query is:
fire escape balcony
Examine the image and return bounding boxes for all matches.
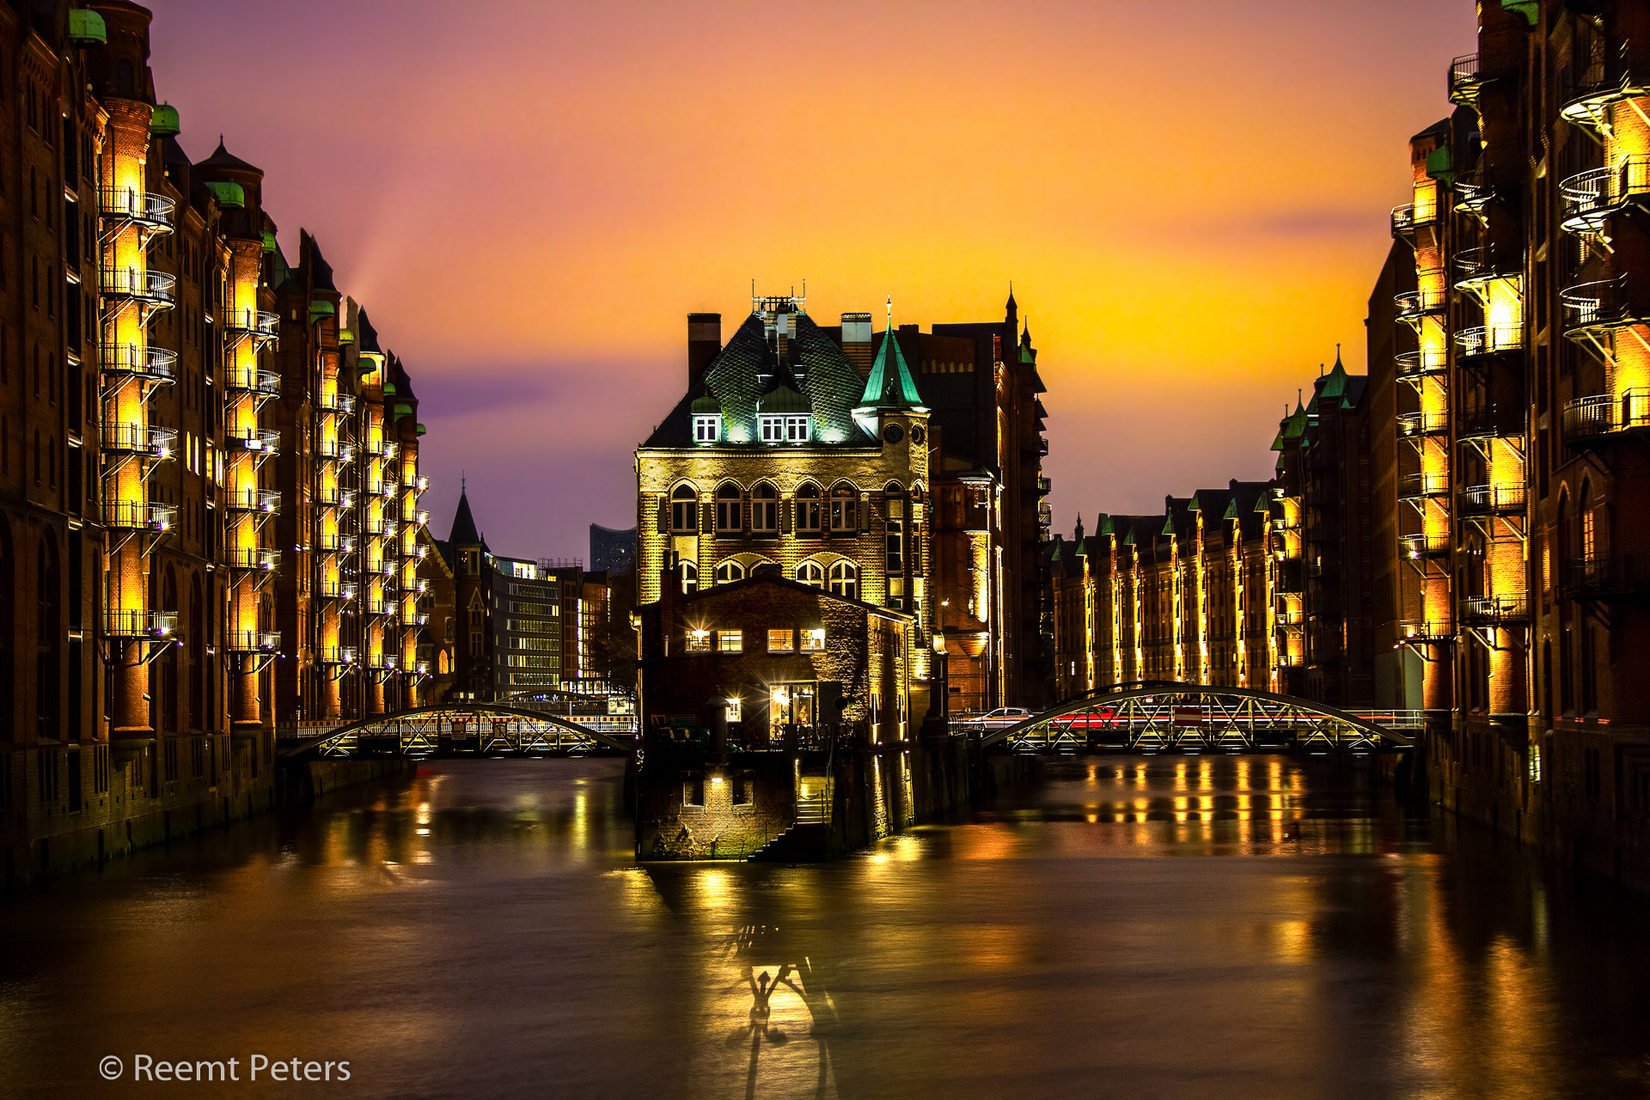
[224,309,279,345]
[1448,53,1486,106]
[1562,389,1650,445]
[1458,404,1524,443]
[1390,202,1438,242]
[103,499,176,532]
[365,652,397,671]
[318,437,356,462]
[1394,280,1447,322]
[318,390,357,414]
[1395,349,1447,379]
[1397,410,1448,438]
[104,608,177,638]
[1559,56,1650,138]
[318,646,358,666]
[1459,484,1526,516]
[1453,179,1495,224]
[1456,323,1526,361]
[1460,595,1528,623]
[102,344,177,383]
[225,366,280,396]
[1398,618,1454,644]
[1561,278,1649,340]
[1398,473,1450,502]
[1036,475,1052,497]
[225,547,279,573]
[226,630,281,653]
[225,488,280,515]
[102,423,176,458]
[373,478,397,498]
[1401,532,1451,559]
[317,580,358,601]
[230,428,280,455]
[404,474,429,492]
[99,187,176,231]
[316,531,356,554]
[317,485,356,509]
[1560,156,1650,235]
[99,268,175,306]
[1563,553,1650,600]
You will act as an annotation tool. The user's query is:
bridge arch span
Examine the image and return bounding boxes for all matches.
[281,703,636,759]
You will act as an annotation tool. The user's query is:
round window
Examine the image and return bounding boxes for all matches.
[883,424,905,443]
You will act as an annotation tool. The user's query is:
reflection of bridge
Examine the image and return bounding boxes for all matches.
[981,682,1417,754]
[278,704,637,759]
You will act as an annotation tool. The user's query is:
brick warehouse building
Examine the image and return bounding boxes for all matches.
[0,1,430,882]
[635,289,1047,718]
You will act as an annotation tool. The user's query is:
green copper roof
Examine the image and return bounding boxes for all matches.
[416,423,427,436]
[1095,514,1115,536]
[1049,540,1063,563]
[205,180,244,208]
[149,102,180,136]
[393,402,412,417]
[260,230,277,254]
[1501,0,1537,26]
[1223,500,1239,520]
[690,394,719,414]
[339,329,355,345]
[309,299,336,318]
[383,382,397,396]
[69,9,106,45]
[858,330,925,411]
[1319,349,1349,401]
[1424,144,1454,185]
[760,383,810,415]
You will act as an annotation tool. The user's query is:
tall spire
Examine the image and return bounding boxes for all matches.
[857,313,926,415]
[450,481,482,547]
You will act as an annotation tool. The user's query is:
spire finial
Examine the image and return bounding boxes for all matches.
[461,472,466,493]
[886,294,893,331]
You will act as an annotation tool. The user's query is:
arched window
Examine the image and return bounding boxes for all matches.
[751,483,778,535]
[829,560,858,600]
[795,560,824,587]
[715,483,742,535]
[1579,481,1596,564]
[680,560,698,595]
[715,560,745,585]
[795,483,822,535]
[670,484,698,534]
[829,484,857,533]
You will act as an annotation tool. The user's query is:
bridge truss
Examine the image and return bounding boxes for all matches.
[282,704,636,759]
[983,682,1417,755]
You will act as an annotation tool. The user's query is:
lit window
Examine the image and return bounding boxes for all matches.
[715,560,745,585]
[785,415,809,442]
[715,483,742,534]
[686,629,711,652]
[692,414,721,444]
[670,485,698,534]
[829,485,857,532]
[768,628,794,653]
[795,483,822,535]
[718,630,742,653]
[829,560,858,600]
[680,561,698,594]
[886,518,903,573]
[751,483,778,534]
[759,415,785,443]
[801,627,825,653]
[795,560,824,587]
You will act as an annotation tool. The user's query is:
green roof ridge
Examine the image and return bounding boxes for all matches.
[858,326,925,411]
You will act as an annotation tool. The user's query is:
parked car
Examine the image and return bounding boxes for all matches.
[959,707,1034,734]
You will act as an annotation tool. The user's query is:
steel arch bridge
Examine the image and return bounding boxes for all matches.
[279,704,637,760]
[981,682,1417,755]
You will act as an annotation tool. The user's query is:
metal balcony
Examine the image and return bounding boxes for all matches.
[102,423,176,458]
[1459,484,1526,515]
[319,646,358,666]
[317,532,357,554]
[1559,156,1650,234]
[378,439,399,459]
[226,630,281,653]
[318,580,358,601]
[1461,594,1527,623]
[318,437,356,461]
[231,428,280,454]
[225,488,280,515]
[1559,59,1650,138]
[404,474,430,493]
[317,485,356,509]
[102,344,177,383]
[225,366,281,396]
[103,499,176,531]
[1457,404,1524,442]
[100,268,176,305]
[1398,473,1449,501]
[100,187,176,230]
[104,608,177,638]
[1401,533,1450,559]
[1562,390,1650,444]
[1390,202,1435,240]
[1560,278,1648,338]
[1453,180,1494,223]
[1395,349,1447,379]
[1397,410,1448,437]
[1448,53,1484,105]
[365,652,397,671]
[226,546,279,572]
[225,309,279,342]
[1456,324,1525,359]
[375,479,397,498]
[318,390,357,414]
[1563,553,1650,600]
[1399,619,1454,644]
[1395,281,1446,321]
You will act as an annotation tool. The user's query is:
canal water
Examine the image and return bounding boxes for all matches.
[3,755,1649,1099]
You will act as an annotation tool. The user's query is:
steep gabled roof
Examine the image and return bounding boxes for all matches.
[858,329,925,411]
[449,486,483,548]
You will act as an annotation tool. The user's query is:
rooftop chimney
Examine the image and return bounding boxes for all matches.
[841,312,873,378]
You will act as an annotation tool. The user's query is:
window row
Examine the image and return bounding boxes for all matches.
[670,483,868,535]
[685,626,827,654]
[691,413,811,445]
[679,559,858,598]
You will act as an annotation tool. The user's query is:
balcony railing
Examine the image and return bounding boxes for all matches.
[1560,54,1650,135]
[1459,484,1526,515]
[317,485,356,508]
[1563,553,1650,600]
[226,547,279,572]
[1560,277,1647,335]
[1401,532,1450,558]
[1395,281,1447,321]
[1399,618,1454,643]
[103,499,176,531]
[1457,404,1523,441]
[1453,245,1522,284]
[316,532,357,554]
[226,630,281,653]
[1397,410,1448,437]
[1398,473,1449,500]
[1453,180,1494,222]
[102,423,176,458]
[1461,594,1528,622]
[319,646,358,666]
[1559,156,1650,234]
[404,474,429,492]
[225,309,279,341]
[317,437,356,461]
[1448,53,1483,104]
[1456,324,1525,358]
[100,268,176,305]
[1562,390,1650,442]
[374,479,397,498]
[99,187,176,230]
[365,652,398,671]
[225,488,280,514]
[224,366,281,396]
[105,608,177,638]
[1390,203,1434,239]
[318,391,357,414]
[318,580,358,601]
[102,343,178,383]
[230,428,280,454]
[1395,349,1447,378]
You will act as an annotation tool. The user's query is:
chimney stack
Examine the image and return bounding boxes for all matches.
[841,312,873,378]
[688,313,721,386]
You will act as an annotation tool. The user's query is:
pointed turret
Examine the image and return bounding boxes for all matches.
[857,327,926,413]
[449,482,483,549]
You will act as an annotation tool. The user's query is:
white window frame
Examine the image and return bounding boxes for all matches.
[829,560,858,600]
[751,484,778,534]
[796,486,822,535]
[784,415,809,442]
[715,560,745,585]
[801,627,825,653]
[759,415,784,443]
[795,560,824,587]
[692,414,721,444]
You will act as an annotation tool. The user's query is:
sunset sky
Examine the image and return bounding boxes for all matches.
[144,0,1478,560]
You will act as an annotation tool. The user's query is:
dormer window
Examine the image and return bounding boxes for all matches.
[693,414,721,444]
[758,414,809,443]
